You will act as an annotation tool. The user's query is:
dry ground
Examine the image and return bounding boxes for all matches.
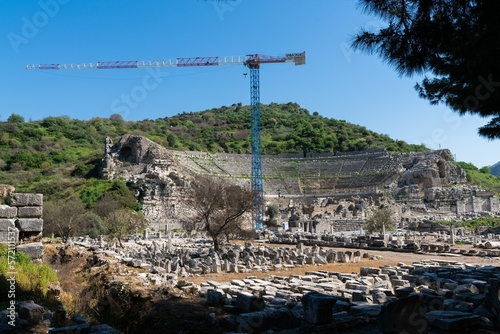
[43,241,500,334]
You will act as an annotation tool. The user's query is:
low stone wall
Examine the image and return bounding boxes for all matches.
[0,193,44,259]
[316,219,365,233]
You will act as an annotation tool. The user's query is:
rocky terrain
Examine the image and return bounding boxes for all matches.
[9,233,499,333]
[2,135,499,333]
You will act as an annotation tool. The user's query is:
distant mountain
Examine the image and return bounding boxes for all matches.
[491,161,500,176]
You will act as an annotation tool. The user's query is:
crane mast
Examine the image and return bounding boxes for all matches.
[27,52,306,230]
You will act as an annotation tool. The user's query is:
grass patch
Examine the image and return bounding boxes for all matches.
[438,217,500,230]
[0,244,58,308]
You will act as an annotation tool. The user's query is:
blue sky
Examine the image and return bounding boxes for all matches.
[1,0,497,168]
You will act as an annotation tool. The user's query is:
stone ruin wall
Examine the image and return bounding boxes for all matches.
[100,135,500,232]
[0,192,44,259]
[101,135,195,231]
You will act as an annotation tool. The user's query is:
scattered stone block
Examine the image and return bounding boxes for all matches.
[237,308,299,333]
[360,267,380,276]
[0,205,17,218]
[17,207,43,218]
[206,289,225,306]
[48,323,91,334]
[236,292,265,313]
[17,301,45,325]
[90,324,120,334]
[485,279,500,312]
[443,299,474,312]
[15,219,43,233]
[73,314,87,324]
[16,242,44,259]
[350,303,382,319]
[301,291,337,325]
[0,219,18,243]
[425,310,481,331]
[231,279,246,287]
[378,295,427,334]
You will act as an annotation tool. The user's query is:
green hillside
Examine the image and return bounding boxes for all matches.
[456,162,500,195]
[1,102,427,200]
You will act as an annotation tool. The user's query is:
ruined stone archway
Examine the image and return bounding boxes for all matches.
[119,146,133,162]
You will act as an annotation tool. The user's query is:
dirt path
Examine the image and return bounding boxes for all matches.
[187,243,500,285]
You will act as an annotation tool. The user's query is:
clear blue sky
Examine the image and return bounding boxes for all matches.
[1,0,497,168]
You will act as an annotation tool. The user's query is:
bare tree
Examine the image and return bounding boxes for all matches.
[43,198,88,241]
[93,194,123,218]
[188,176,253,251]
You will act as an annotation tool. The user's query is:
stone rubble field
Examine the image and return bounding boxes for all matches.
[65,232,500,333]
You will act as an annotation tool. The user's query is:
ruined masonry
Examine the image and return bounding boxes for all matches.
[0,193,44,259]
[100,135,499,232]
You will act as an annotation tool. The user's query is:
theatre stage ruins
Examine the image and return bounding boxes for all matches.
[100,135,499,232]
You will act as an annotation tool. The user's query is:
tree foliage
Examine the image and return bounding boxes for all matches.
[352,0,500,139]
[104,209,146,247]
[187,176,254,251]
[7,113,25,123]
[364,208,395,233]
[266,204,280,226]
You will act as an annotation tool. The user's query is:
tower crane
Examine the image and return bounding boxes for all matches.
[26,51,306,230]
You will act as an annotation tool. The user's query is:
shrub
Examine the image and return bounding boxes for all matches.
[364,208,396,233]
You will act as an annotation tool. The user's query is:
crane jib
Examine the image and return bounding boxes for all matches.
[27,52,305,70]
[38,64,61,69]
[96,61,139,69]
[176,57,219,66]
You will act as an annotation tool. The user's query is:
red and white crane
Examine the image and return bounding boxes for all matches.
[26,51,306,229]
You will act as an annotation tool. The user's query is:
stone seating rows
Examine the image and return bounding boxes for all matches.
[173,150,402,194]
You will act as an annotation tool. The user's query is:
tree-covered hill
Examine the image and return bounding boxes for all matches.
[158,102,427,155]
[1,102,427,199]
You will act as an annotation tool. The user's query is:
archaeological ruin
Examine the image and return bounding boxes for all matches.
[2,135,500,333]
[100,135,499,233]
[0,192,44,259]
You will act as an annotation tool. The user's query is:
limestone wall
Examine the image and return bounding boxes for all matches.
[457,196,500,214]
[316,219,365,233]
[0,193,44,259]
